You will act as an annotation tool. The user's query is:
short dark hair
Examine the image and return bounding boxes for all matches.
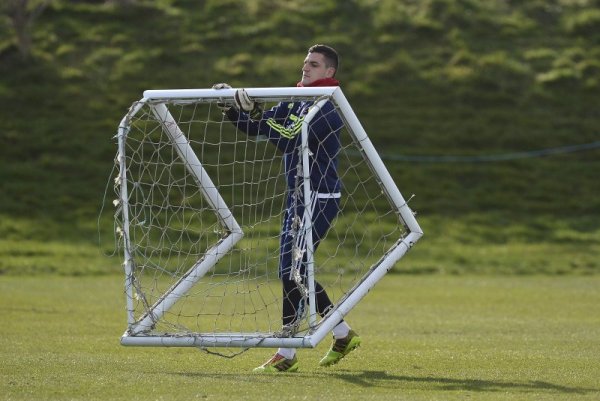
[308,44,339,74]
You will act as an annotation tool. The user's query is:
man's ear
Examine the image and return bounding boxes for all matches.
[326,67,336,78]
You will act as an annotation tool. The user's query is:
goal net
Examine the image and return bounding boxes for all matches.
[113,87,422,349]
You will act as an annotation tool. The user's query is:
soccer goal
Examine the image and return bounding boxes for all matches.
[113,86,423,349]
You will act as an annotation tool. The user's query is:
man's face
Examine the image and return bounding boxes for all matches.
[301,52,335,86]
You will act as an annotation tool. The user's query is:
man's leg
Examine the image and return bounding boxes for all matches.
[254,193,299,373]
[311,196,361,366]
[253,275,301,372]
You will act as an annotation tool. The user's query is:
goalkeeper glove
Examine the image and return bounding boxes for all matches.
[212,83,233,112]
[234,88,264,120]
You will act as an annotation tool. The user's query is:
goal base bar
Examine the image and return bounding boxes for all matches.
[120,333,317,348]
[120,232,423,350]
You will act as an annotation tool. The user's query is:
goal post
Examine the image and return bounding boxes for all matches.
[113,86,423,349]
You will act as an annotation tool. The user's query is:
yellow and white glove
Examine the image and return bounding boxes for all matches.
[234,89,264,120]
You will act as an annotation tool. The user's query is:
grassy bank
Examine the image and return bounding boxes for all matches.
[1,213,598,276]
[1,0,599,276]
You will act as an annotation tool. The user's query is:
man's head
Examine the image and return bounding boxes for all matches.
[301,44,339,86]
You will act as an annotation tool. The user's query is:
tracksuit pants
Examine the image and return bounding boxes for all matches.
[279,191,341,326]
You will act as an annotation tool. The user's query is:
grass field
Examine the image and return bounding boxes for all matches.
[1,274,598,401]
[2,2,599,399]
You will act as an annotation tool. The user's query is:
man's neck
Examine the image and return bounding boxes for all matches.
[297,77,340,87]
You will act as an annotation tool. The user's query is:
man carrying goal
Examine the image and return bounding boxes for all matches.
[214,44,361,373]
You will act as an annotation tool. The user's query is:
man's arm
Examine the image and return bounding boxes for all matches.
[224,106,266,137]
[212,85,305,153]
[213,83,267,137]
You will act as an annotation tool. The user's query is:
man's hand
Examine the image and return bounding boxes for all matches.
[234,89,264,120]
[212,83,233,112]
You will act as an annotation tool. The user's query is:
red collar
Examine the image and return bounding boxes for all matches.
[296,78,340,87]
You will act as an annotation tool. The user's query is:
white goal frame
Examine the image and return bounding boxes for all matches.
[116,86,423,348]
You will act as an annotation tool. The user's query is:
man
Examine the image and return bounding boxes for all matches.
[214,44,360,373]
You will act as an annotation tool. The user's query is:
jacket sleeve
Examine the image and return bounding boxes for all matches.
[264,101,342,154]
[225,107,271,137]
[225,103,300,154]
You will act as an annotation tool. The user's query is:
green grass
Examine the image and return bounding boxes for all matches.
[1,2,599,395]
[2,214,599,276]
[1,275,599,400]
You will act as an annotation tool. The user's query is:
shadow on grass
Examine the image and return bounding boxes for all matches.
[324,370,598,394]
[170,370,598,395]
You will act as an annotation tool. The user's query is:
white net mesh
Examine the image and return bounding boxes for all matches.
[114,93,409,344]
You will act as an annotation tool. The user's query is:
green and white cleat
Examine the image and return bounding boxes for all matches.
[319,330,361,367]
[253,353,299,373]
